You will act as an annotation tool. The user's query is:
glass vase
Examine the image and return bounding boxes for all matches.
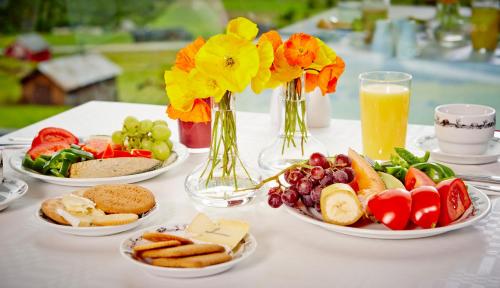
[434,0,467,47]
[258,76,328,173]
[185,91,260,207]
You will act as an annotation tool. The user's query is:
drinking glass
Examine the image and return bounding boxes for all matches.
[359,71,412,160]
[361,0,390,44]
[471,0,499,53]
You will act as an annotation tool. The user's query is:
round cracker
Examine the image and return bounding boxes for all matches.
[41,198,69,225]
[83,184,155,215]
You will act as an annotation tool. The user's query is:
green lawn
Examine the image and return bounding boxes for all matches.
[0,105,69,129]
[0,32,132,48]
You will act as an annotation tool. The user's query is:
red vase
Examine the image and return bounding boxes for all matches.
[178,120,211,149]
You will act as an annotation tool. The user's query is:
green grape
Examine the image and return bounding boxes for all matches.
[166,139,173,150]
[141,138,153,151]
[152,141,170,161]
[124,116,140,132]
[153,120,168,127]
[139,120,153,134]
[151,125,171,141]
[128,136,141,149]
[111,131,124,144]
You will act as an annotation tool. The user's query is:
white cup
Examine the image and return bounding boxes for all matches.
[435,104,496,155]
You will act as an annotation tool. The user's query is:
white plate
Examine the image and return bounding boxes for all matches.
[416,135,500,165]
[120,223,257,278]
[0,178,28,211]
[9,142,189,186]
[285,185,491,240]
[36,204,158,236]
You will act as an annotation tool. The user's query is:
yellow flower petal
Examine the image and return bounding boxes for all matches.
[189,69,226,101]
[251,41,274,94]
[226,17,258,41]
[308,38,337,73]
[270,45,302,83]
[195,34,259,93]
[164,68,195,112]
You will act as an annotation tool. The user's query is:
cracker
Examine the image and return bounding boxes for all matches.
[41,198,69,225]
[91,213,138,226]
[83,184,155,215]
[142,232,193,244]
[141,244,225,258]
[133,240,182,252]
[151,252,232,268]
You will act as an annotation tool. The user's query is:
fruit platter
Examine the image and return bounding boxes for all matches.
[261,148,491,239]
[9,117,188,186]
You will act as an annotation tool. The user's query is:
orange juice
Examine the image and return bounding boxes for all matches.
[360,84,410,160]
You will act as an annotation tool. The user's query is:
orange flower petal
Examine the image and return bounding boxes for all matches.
[283,33,319,68]
[167,99,211,123]
[175,37,205,72]
[258,30,282,52]
[305,73,319,93]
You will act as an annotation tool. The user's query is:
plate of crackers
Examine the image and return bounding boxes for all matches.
[120,214,257,278]
[37,184,158,236]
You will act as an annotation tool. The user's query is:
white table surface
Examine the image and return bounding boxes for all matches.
[1,101,499,288]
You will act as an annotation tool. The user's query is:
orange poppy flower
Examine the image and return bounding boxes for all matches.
[305,73,319,93]
[175,37,205,72]
[317,56,345,95]
[258,30,282,53]
[283,33,319,68]
[167,99,211,123]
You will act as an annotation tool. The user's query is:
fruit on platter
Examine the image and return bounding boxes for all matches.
[321,183,363,226]
[436,178,471,227]
[367,188,412,230]
[410,186,440,229]
[348,148,385,201]
[405,167,435,190]
[378,172,405,189]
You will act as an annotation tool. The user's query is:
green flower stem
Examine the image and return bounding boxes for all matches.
[282,76,308,155]
[201,91,251,190]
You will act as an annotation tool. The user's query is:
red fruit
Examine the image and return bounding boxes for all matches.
[31,127,78,147]
[436,178,471,227]
[309,152,330,169]
[367,188,412,230]
[410,186,441,229]
[100,144,114,159]
[405,167,436,190]
[27,141,70,159]
[285,169,303,185]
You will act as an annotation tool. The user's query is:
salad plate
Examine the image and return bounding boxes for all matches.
[285,185,491,240]
[416,135,500,165]
[36,203,158,236]
[120,223,257,278]
[9,142,189,186]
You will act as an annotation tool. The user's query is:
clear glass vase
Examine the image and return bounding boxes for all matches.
[258,76,328,174]
[434,1,467,47]
[185,92,260,207]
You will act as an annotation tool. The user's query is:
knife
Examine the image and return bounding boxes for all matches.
[458,174,500,185]
[471,184,500,196]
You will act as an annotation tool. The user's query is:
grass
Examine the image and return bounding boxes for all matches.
[0,32,132,48]
[0,105,69,129]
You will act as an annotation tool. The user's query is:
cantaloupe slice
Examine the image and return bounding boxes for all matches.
[348,148,386,202]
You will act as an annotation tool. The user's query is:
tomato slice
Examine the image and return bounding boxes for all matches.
[410,186,440,229]
[101,144,114,159]
[436,178,470,227]
[405,167,435,190]
[83,136,112,157]
[131,149,152,158]
[27,141,70,159]
[367,188,412,230]
[31,127,78,147]
[113,150,132,157]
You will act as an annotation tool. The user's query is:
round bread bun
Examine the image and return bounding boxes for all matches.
[82,184,155,215]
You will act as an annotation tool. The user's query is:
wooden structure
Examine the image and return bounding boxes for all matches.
[20,54,121,106]
[4,33,51,62]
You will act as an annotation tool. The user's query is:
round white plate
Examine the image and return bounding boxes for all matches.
[0,178,28,211]
[120,223,257,278]
[36,203,158,236]
[416,135,500,165]
[285,185,491,240]
[9,142,189,186]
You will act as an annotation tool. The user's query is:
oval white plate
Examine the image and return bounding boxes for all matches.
[0,178,28,211]
[36,204,158,236]
[120,223,257,278]
[9,142,189,186]
[285,185,491,239]
[416,135,500,165]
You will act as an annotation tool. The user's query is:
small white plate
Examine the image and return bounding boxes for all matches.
[416,135,500,165]
[9,142,189,186]
[0,178,28,211]
[36,204,158,236]
[120,223,257,278]
[285,185,491,240]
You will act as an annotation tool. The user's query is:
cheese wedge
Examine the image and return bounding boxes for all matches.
[187,213,249,250]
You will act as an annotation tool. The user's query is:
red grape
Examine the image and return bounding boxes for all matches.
[268,193,283,208]
[333,170,349,184]
[285,169,303,185]
[268,186,283,195]
[310,185,322,202]
[302,194,315,207]
[309,152,330,169]
[314,202,321,212]
[297,178,313,195]
[310,166,325,180]
[334,154,351,167]
[343,167,355,183]
[282,188,299,206]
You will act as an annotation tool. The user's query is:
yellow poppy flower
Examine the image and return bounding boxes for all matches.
[308,38,337,73]
[226,17,258,41]
[189,68,226,102]
[195,34,259,93]
[164,67,196,112]
[251,41,274,94]
[270,44,302,83]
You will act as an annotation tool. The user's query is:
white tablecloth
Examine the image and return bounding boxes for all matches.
[0,101,499,288]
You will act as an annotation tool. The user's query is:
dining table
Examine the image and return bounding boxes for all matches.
[0,100,499,288]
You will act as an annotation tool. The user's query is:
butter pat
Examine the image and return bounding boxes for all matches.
[187,213,249,250]
[62,194,95,214]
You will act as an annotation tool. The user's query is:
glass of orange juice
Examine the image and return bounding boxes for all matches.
[359,71,412,160]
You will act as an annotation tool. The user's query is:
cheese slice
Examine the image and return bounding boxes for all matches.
[187,213,249,250]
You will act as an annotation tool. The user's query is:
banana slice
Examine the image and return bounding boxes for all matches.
[321,183,363,226]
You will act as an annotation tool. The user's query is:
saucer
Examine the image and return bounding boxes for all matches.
[0,178,28,211]
[416,135,500,165]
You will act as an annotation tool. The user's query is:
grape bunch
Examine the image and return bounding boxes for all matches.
[112,116,173,161]
[267,152,355,212]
